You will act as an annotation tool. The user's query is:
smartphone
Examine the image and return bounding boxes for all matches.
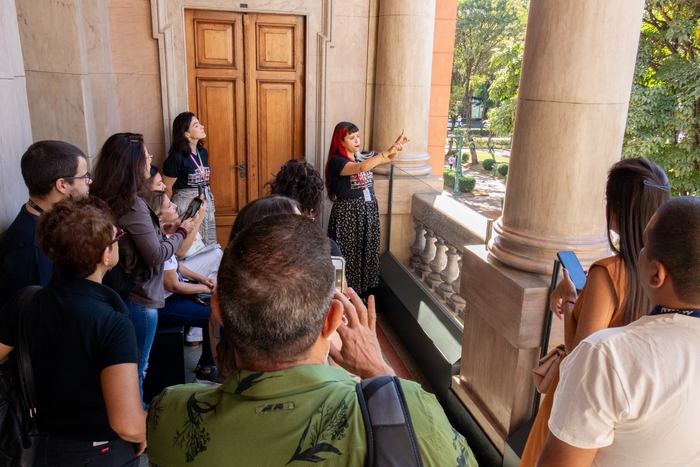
[556,251,587,292]
[331,256,346,293]
[182,197,203,221]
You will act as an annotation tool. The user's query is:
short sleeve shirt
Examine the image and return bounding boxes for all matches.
[0,277,139,440]
[147,365,478,467]
[549,314,700,466]
[163,147,211,191]
[327,154,376,200]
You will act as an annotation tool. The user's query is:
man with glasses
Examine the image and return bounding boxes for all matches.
[0,140,91,306]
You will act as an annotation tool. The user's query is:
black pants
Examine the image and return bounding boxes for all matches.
[34,433,139,467]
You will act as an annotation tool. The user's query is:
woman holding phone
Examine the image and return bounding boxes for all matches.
[91,133,199,405]
[163,112,217,245]
[324,122,408,295]
[520,158,670,466]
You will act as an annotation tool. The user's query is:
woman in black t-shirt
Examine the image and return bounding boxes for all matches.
[324,121,408,295]
[0,197,146,466]
[163,112,217,245]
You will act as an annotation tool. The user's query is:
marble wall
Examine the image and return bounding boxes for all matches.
[0,0,33,230]
[13,0,164,166]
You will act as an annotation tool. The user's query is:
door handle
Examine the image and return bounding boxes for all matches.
[233,163,246,178]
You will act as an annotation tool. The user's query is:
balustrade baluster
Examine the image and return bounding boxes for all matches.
[417,229,437,280]
[426,237,447,289]
[409,219,426,271]
[437,243,459,299]
[448,256,466,319]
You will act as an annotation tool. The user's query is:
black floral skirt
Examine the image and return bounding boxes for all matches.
[328,197,380,295]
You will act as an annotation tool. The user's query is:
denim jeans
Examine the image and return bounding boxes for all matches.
[124,300,157,406]
[33,433,139,467]
[160,293,213,365]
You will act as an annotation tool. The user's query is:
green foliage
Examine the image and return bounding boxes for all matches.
[471,137,511,149]
[497,163,509,176]
[623,0,700,195]
[443,168,477,192]
[482,158,497,170]
[450,0,525,136]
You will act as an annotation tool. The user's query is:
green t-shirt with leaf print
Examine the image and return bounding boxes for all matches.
[147,365,477,467]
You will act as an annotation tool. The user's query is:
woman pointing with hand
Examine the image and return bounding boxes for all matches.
[325,121,408,295]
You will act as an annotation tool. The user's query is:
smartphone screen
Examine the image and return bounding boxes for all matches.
[183,197,203,221]
[331,256,346,293]
[556,251,587,292]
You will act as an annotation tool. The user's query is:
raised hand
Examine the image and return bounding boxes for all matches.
[329,288,395,379]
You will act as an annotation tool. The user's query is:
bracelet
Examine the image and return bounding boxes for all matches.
[564,300,576,306]
[176,227,188,239]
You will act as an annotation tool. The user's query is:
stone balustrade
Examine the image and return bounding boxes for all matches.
[407,192,494,324]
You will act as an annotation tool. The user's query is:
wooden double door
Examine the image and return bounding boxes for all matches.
[185,10,305,243]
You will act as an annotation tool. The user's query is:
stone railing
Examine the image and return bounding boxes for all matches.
[408,192,494,325]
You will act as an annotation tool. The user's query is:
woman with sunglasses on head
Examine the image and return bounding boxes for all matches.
[90,133,199,406]
[324,122,408,295]
[0,197,147,466]
[162,112,217,246]
[520,158,671,466]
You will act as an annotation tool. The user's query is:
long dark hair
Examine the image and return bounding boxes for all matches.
[267,159,324,217]
[227,195,299,244]
[324,121,359,201]
[169,111,204,156]
[606,157,670,325]
[91,133,149,218]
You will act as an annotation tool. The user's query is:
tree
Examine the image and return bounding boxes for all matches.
[486,40,523,136]
[623,0,700,194]
[450,0,524,164]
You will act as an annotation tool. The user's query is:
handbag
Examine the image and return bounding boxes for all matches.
[0,286,41,467]
[532,344,566,394]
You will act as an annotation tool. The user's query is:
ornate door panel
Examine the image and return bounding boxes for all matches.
[185,10,304,243]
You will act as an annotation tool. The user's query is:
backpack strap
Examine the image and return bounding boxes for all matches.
[356,375,424,467]
[14,286,41,418]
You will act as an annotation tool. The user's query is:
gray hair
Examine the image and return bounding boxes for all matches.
[217,214,335,366]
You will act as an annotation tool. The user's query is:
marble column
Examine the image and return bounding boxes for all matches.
[487,0,646,275]
[372,0,435,177]
[0,0,33,230]
[452,0,647,453]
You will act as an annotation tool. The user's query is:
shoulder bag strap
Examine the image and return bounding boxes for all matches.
[15,285,41,417]
[356,375,424,467]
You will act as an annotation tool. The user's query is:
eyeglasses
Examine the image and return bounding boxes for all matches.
[61,172,92,183]
[109,227,127,246]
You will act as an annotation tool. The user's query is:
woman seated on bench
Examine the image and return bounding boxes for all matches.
[147,190,218,383]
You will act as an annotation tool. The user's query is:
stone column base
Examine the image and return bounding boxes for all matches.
[373,152,432,177]
[453,245,563,453]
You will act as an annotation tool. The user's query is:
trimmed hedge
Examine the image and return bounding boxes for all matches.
[472,137,511,149]
[497,163,509,176]
[443,168,476,192]
[482,158,497,171]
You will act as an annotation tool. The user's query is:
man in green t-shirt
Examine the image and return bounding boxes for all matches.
[147,214,478,467]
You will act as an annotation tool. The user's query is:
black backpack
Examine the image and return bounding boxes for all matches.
[356,375,424,467]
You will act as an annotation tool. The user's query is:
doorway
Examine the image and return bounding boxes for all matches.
[184,9,305,243]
